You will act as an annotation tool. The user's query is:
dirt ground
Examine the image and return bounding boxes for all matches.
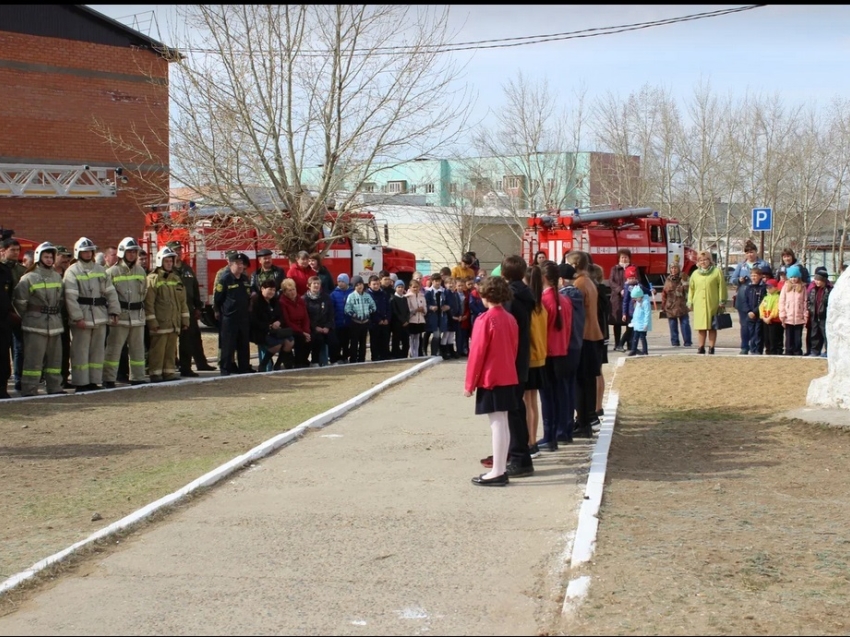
[563,355,850,636]
[0,360,417,588]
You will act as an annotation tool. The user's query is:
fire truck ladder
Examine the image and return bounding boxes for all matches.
[0,164,122,198]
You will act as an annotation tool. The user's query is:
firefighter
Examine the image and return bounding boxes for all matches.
[13,242,66,396]
[103,237,148,387]
[0,259,14,398]
[169,240,216,376]
[214,251,253,375]
[213,249,238,372]
[2,238,26,391]
[64,237,120,392]
[53,246,73,388]
[145,246,190,382]
[251,248,286,295]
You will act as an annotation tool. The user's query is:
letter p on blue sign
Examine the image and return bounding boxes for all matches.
[752,207,772,232]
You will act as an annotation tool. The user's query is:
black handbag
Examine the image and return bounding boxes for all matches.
[712,310,732,330]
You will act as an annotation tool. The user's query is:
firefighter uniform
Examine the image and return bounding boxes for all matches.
[13,245,65,396]
[170,242,210,374]
[104,240,148,384]
[214,253,253,375]
[145,249,190,381]
[64,239,120,390]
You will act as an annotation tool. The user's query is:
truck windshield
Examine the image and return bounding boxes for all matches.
[352,218,380,245]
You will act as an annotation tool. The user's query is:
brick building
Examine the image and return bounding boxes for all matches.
[0,5,173,250]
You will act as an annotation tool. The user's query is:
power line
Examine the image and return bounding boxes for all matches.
[176,5,766,57]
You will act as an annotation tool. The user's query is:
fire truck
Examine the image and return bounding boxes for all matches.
[521,207,698,288]
[143,203,417,326]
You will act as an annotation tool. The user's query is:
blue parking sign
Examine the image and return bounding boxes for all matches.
[752,208,772,232]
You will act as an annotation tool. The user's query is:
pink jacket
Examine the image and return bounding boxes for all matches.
[541,287,571,357]
[464,305,518,393]
[779,283,806,325]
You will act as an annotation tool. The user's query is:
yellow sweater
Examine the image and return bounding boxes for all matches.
[529,305,548,368]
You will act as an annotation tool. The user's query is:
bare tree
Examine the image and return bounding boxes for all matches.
[95,5,471,257]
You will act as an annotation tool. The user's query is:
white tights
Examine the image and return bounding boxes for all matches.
[440,331,456,346]
[408,333,421,358]
[484,411,509,479]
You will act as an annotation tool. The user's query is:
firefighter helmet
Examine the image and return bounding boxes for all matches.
[34,241,58,264]
[155,246,177,268]
[117,237,141,259]
[73,237,98,260]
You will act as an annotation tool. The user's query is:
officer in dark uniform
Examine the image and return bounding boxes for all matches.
[169,240,216,375]
[250,248,286,295]
[214,252,253,376]
[2,238,26,391]
[0,260,14,398]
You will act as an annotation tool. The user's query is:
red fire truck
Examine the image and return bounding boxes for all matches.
[143,204,417,326]
[521,207,698,287]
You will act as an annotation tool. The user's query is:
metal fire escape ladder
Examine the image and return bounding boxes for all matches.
[0,164,121,197]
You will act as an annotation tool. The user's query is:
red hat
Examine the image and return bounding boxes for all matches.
[625,265,638,278]
[765,278,778,288]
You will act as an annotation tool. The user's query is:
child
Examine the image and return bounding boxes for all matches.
[524,265,548,458]
[538,262,573,450]
[367,275,391,361]
[627,285,652,356]
[390,280,410,358]
[344,276,376,363]
[464,276,519,487]
[406,279,427,358]
[618,265,640,351]
[468,277,486,329]
[742,266,767,355]
[424,274,446,357]
[456,278,471,356]
[442,276,462,359]
[759,279,783,355]
[779,265,806,356]
[329,274,353,364]
[303,276,334,367]
[806,268,830,358]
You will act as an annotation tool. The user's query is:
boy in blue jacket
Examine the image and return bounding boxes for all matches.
[367,275,391,361]
[330,273,353,364]
[742,266,768,355]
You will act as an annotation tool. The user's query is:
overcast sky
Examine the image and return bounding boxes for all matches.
[89,4,850,137]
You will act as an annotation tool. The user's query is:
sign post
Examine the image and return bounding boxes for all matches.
[752,207,772,259]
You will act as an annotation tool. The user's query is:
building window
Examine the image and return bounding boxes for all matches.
[410,184,417,193]
[505,175,523,190]
[495,180,503,190]
[387,180,407,194]
[363,182,376,193]
[425,183,435,194]
[449,182,457,194]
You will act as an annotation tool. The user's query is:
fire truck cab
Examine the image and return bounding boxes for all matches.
[143,205,416,326]
[521,207,697,289]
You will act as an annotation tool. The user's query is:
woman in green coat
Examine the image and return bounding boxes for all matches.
[687,250,727,355]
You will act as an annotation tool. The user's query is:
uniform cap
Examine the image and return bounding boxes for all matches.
[54,245,71,256]
[229,252,250,265]
[256,248,273,257]
[166,240,182,249]
[224,250,238,258]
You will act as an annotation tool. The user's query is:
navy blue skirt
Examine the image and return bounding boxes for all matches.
[475,384,518,415]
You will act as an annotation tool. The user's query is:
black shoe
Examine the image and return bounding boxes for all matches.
[196,365,217,371]
[75,385,90,393]
[14,381,21,391]
[546,441,558,452]
[698,346,706,354]
[529,444,541,458]
[506,463,534,478]
[181,370,199,377]
[0,391,11,399]
[708,347,715,355]
[596,409,604,417]
[130,380,147,386]
[576,426,594,439]
[103,381,116,389]
[626,350,638,357]
[116,376,130,383]
[471,473,509,487]
[87,383,102,391]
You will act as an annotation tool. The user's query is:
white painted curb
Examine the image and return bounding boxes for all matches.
[561,355,626,617]
[0,357,441,597]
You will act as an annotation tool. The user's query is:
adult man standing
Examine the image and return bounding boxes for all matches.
[53,245,73,388]
[1,238,26,391]
[104,246,119,268]
[214,252,253,376]
[103,237,148,387]
[169,240,215,376]
[64,237,120,392]
[145,246,189,382]
[251,248,286,295]
[0,258,14,398]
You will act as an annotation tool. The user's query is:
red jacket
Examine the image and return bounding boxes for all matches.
[286,264,312,296]
[464,305,518,393]
[280,293,311,335]
[542,286,571,357]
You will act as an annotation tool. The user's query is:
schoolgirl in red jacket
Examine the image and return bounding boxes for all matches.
[464,276,518,487]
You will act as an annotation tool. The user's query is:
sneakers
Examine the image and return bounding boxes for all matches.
[506,463,534,478]
[529,444,541,459]
[626,350,638,357]
[739,349,749,355]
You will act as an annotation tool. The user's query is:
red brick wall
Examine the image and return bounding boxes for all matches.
[0,30,169,249]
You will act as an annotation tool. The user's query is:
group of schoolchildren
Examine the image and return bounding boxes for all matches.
[463,251,607,487]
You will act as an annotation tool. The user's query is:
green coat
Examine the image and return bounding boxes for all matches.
[687,266,727,330]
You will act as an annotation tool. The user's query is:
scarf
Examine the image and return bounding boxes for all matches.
[697,265,715,275]
[668,273,681,283]
[306,290,321,300]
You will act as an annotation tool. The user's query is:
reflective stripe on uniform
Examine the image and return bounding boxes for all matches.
[129,359,145,367]
[75,272,106,281]
[155,280,180,288]
[29,281,62,293]
[44,367,61,374]
[112,274,146,283]
[22,369,42,377]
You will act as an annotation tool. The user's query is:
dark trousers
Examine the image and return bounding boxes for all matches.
[60,328,71,385]
[330,325,350,363]
[618,325,633,350]
[118,342,130,380]
[458,326,470,355]
[349,322,369,362]
[747,319,764,354]
[310,331,329,366]
[612,322,622,349]
[0,326,11,395]
[293,333,310,368]
[420,331,429,357]
[369,323,391,361]
[737,308,750,350]
[576,340,601,431]
[805,317,813,355]
[507,382,531,466]
[764,322,783,354]
[220,317,251,374]
[810,318,827,354]
[179,317,203,371]
[630,330,648,354]
[11,326,22,385]
[391,324,409,359]
[540,372,569,444]
[784,324,804,356]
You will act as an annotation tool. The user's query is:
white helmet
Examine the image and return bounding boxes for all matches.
[34,241,58,264]
[155,246,177,268]
[74,237,98,260]
[117,236,141,259]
